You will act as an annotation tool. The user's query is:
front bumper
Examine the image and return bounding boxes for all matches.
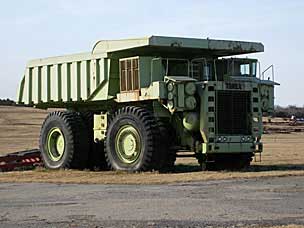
[202,142,263,154]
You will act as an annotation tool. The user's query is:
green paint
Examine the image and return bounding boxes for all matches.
[86,60,91,98]
[17,76,25,103]
[28,68,33,104]
[108,58,120,97]
[47,65,51,102]
[38,66,42,102]
[66,63,71,101]
[96,59,100,87]
[57,64,62,101]
[77,61,81,100]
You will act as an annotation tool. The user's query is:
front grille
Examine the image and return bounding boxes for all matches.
[216,90,251,135]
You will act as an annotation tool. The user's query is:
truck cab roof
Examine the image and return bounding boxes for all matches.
[92,35,264,58]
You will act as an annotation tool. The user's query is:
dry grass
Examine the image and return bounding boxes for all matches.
[0,168,304,185]
[261,133,304,166]
[0,106,304,184]
[0,106,47,154]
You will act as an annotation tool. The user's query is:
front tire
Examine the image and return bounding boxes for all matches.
[105,106,158,171]
[39,111,89,169]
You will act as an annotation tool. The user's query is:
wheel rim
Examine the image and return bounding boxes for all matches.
[47,127,65,162]
[115,125,141,164]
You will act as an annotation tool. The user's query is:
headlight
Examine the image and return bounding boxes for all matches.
[168,101,174,109]
[185,96,197,109]
[217,136,227,142]
[241,136,252,142]
[167,82,174,92]
[167,92,174,100]
[185,82,196,95]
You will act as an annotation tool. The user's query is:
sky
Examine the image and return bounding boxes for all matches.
[0,0,303,106]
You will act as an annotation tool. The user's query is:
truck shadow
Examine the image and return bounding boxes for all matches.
[172,164,304,173]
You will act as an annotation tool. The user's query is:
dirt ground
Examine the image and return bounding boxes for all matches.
[0,106,47,154]
[0,106,304,184]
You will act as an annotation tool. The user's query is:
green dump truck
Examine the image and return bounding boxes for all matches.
[17,36,278,171]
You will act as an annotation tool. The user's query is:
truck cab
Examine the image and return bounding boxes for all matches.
[114,54,278,169]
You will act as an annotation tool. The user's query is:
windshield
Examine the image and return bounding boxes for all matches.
[160,58,257,80]
[191,61,212,81]
[231,61,257,77]
[162,59,189,76]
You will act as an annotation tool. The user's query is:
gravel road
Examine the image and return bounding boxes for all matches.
[0,176,303,228]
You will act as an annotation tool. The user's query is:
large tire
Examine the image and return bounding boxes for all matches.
[80,112,107,170]
[39,111,89,169]
[105,106,158,171]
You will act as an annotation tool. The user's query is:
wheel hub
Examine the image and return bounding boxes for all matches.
[122,134,137,156]
[47,128,65,162]
[56,134,65,154]
[115,125,141,164]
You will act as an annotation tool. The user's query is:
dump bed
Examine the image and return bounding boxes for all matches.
[17,36,264,107]
[16,52,112,106]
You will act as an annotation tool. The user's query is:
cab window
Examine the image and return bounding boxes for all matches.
[240,63,250,75]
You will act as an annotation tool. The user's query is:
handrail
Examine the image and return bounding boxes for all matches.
[262,64,274,81]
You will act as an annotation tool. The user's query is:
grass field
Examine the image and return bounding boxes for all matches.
[0,106,47,154]
[0,106,303,184]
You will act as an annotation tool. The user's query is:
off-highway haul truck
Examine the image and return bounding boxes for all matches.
[17,36,278,171]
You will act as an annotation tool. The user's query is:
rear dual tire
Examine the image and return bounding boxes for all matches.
[40,107,176,172]
[39,111,89,169]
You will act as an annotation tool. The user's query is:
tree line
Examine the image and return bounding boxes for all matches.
[272,105,304,118]
[0,98,16,106]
